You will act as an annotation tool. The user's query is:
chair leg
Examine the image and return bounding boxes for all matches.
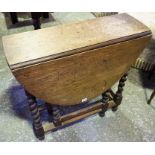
[112,73,128,111]
[25,91,45,140]
[148,90,155,104]
[31,13,41,30]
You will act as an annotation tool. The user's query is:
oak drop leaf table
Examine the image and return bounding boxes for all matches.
[2,13,151,140]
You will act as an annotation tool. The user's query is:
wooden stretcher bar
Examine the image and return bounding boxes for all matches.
[43,100,115,133]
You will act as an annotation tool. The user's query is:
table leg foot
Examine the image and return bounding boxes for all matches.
[99,111,105,117]
[33,124,45,140]
[112,106,118,112]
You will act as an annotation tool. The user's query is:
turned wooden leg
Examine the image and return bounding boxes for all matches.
[99,90,110,117]
[25,91,45,140]
[148,90,155,104]
[52,105,62,126]
[112,73,128,111]
[10,12,18,24]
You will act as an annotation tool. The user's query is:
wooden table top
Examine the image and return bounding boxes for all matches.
[2,13,151,69]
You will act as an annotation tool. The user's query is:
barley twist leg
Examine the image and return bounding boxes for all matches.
[25,91,45,140]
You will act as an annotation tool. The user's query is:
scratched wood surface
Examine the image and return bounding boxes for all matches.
[2,13,151,105]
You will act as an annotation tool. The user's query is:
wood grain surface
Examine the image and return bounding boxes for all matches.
[13,35,151,105]
[2,13,151,69]
[2,13,151,105]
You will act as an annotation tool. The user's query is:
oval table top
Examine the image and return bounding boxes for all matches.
[2,13,151,70]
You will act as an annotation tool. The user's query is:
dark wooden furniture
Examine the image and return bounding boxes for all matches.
[2,13,151,140]
[10,12,18,24]
[148,90,155,104]
[10,12,49,30]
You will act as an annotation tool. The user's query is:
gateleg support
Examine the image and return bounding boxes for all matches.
[112,73,128,112]
[25,90,45,140]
